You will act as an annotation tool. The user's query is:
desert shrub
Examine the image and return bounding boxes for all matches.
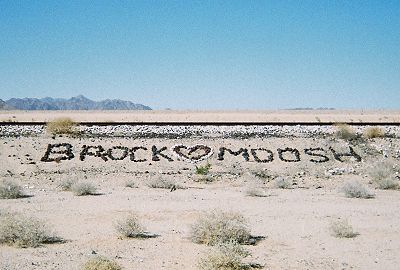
[198,240,251,270]
[245,186,269,197]
[363,127,385,139]
[334,124,357,140]
[374,177,398,190]
[369,162,398,190]
[59,179,76,191]
[115,214,146,238]
[330,219,358,238]
[196,163,212,175]
[125,180,138,188]
[0,212,60,248]
[341,180,375,199]
[193,175,217,183]
[274,177,292,189]
[252,170,273,182]
[46,117,78,135]
[82,256,122,270]
[0,179,25,199]
[71,181,97,196]
[147,177,182,189]
[191,210,251,246]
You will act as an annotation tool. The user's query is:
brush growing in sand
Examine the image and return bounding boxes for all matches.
[341,180,375,199]
[115,213,147,238]
[198,240,251,270]
[363,127,385,139]
[46,117,78,135]
[274,177,293,189]
[147,177,182,190]
[369,162,398,190]
[0,179,25,199]
[330,219,359,238]
[82,256,122,270]
[0,212,61,248]
[125,180,138,188]
[196,163,212,175]
[71,181,98,196]
[334,123,357,140]
[59,179,76,191]
[191,210,251,246]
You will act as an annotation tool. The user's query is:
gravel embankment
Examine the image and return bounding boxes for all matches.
[1,124,399,138]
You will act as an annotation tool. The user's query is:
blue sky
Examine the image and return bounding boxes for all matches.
[0,1,399,109]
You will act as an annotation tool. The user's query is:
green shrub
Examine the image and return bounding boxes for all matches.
[196,163,212,175]
[191,210,251,246]
[0,179,25,199]
[0,212,60,248]
[46,117,77,135]
[82,256,122,270]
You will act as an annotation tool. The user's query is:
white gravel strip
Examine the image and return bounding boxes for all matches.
[1,124,399,138]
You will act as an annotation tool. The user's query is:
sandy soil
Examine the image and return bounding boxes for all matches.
[1,122,400,269]
[1,110,400,123]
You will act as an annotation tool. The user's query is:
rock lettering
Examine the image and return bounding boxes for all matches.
[40,143,363,164]
[41,143,75,162]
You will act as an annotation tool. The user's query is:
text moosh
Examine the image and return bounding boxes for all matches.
[40,143,362,164]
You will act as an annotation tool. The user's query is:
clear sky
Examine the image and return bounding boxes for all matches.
[0,1,399,109]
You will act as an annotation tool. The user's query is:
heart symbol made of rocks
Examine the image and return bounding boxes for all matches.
[172,144,213,162]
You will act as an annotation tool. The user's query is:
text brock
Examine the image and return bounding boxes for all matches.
[40,143,362,163]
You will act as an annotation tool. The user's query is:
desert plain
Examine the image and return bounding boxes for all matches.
[0,110,400,270]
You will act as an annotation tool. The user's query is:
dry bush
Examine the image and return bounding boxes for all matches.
[363,127,385,139]
[115,213,146,238]
[330,219,358,238]
[196,163,212,175]
[59,179,76,191]
[198,241,251,270]
[334,124,357,140]
[191,210,251,246]
[82,256,122,270]
[46,117,77,135]
[374,177,398,190]
[274,177,292,189]
[193,175,217,183]
[0,212,60,248]
[147,177,182,190]
[71,181,98,196]
[252,170,274,182]
[341,180,375,199]
[125,180,138,188]
[0,179,25,199]
[369,162,398,190]
[245,187,269,197]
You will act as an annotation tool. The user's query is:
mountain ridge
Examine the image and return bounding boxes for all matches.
[4,95,151,110]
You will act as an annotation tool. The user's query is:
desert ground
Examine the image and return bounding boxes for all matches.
[1,111,400,270]
[1,109,400,123]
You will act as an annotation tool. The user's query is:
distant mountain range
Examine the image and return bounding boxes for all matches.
[0,99,12,110]
[1,95,151,110]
